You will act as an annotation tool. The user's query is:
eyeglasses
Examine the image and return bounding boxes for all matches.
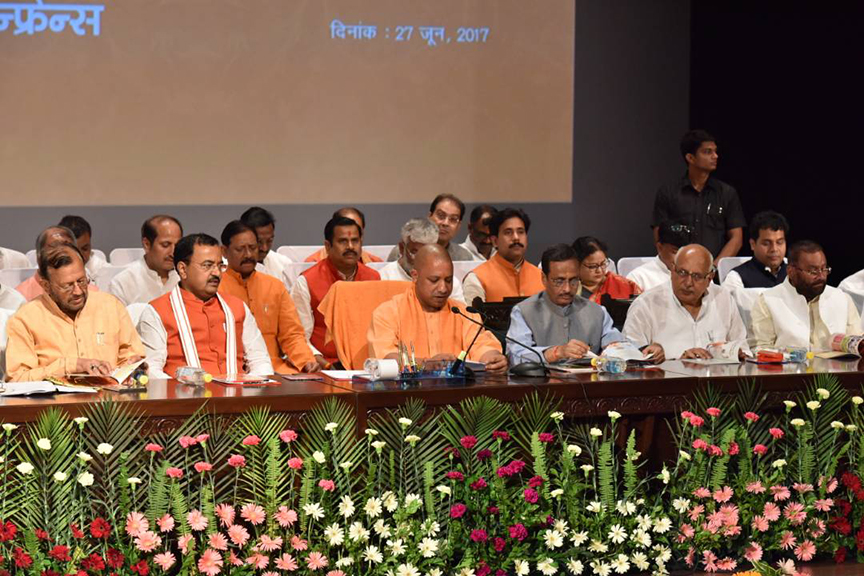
[433,211,461,225]
[53,277,89,294]
[581,261,608,272]
[674,266,713,283]
[549,278,580,288]
[192,261,228,273]
[792,265,831,278]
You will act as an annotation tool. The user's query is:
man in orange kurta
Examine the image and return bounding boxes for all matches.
[219,221,319,374]
[368,244,507,372]
[305,207,382,265]
[462,208,544,304]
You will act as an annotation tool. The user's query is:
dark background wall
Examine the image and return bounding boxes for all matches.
[1,1,691,265]
[690,2,864,284]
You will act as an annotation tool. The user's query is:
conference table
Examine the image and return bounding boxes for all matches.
[1,357,862,431]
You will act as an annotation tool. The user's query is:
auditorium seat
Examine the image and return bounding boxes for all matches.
[717,256,750,283]
[453,260,482,282]
[363,245,395,261]
[366,262,388,271]
[277,245,320,262]
[0,248,30,269]
[318,280,412,369]
[281,261,316,290]
[94,266,127,292]
[616,257,653,278]
[126,302,148,326]
[109,248,144,266]
[0,267,36,289]
[26,249,106,267]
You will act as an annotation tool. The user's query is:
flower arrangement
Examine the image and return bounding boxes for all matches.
[0,376,862,576]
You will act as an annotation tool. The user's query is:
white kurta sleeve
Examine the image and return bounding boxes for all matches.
[750,293,777,347]
[722,270,745,291]
[288,275,322,356]
[137,304,170,378]
[621,297,654,349]
[241,303,275,376]
[461,272,486,305]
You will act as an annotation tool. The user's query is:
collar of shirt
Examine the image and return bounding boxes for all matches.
[678,172,718,194]
[669,282,717,322]
[38,292,89,324]
[225,267,256,286]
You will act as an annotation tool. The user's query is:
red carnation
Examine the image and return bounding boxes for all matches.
[508,523,528,541]
[34,529,50,541]
[538,432,555,443]
[12,548,32,569]
[523,488,539,503]
[476,449,493,461]
[0,521,17,542]
[445,471,464,481]
[470,478,488,490]
[460,436,478,450]
[80,553,105,571]
[470,529,488,543]
[706,407,721,417]
[744,411,760,422]
[49,546,72,562]
[106,548,124,569]
[769,427,784,439]
[476,562,491,576]
[528,475,544,488]
[487,506,499,515]
[144,443,163,453]
[450,503,467,518]
[90,518,111,539]
[70,523,84,539]
[131,560,149,576]
[493,537,507,552]
[509,460,526,473]
[753,444,768,455]
[492,431,510,441]
[728,442,739,456]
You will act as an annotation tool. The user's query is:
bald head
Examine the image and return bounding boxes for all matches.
[35,226,77,267]
[671,244,714,307]
[674,244,713,274]
[412,244,454,311]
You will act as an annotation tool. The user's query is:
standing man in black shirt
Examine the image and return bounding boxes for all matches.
[722,210,788,290]
[652,130,746,264]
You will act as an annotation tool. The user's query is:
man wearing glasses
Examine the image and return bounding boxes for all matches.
[5,242,143,381]
[623,244,747,362]
[506,244,624,365]
[390,194,475,263]
[138,233,272,379]
[751,240,861,351]
[626,221,691,292]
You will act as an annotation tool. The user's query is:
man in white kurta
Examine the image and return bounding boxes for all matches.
[839,268,864,329]
[623,244,747,361]
[0,283,25,312]
[751,241,861,350]
[109,216,183,305]
[0,247,29,269]
[625,221,690,291]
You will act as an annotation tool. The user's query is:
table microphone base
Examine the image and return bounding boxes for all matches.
[509,361,549,378]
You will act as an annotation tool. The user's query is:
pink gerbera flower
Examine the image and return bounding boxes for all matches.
[702,550,717,572]
[326,571,345,576]
[713,486,733,503]
[134,531,162,552]
[228,552,243,567]
[763,502,781,521]
[274,506,298,527]
[125,512,150,537]
[153,552,176,571]
[744,542,763,562]
[198,549,223,576]
[688,504,705,522]
[246,554,269,570]
[793,482,814,494]
[679,523,695,539]
[187,510,208,531]
[276,554,299,571]
[259,535,283,552]
[751,515,769,532]
[178,534,195,555]
[693,487,711,498]
[746,481,766,494]
[208,532,228,551]
[306,552,328,571]
[227,524,250,547]
[716,558,737,571]
[770,485,791,501]
[783,502,806,525]
[215,503,235,527]
[795,540,816,561]
[291,535,308,551]
[814,498,834,512]
[241,503,266,525]
[157,514,175,533]
[779,531,797,550]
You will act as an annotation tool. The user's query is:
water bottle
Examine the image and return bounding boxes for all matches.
[591,357,627,374]
[174,366,212,386]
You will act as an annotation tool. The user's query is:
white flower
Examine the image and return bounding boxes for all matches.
[636,514,653,531]
[324,523,344,546]
[659,467,670,485]
[608,524,627,544]
[388,538,406,556]
[16,462,34,475]
[773,459,787,468]
[404,493,422,509]
[550,411,564,422]
[566,444,582,455]
[325,422,338,433]
[631,552,649,571]
[514,560,530,576]
[816,388,830,399]
[550,488,564,498]
[567,559,584,575]
[2,423,18,432]
[790,418,806,427]
[73,417,89,425]
[783,400,797,409]
[615,500,636,516]
[806,400,821,411]
[96,443,113,455]
[127,477,142,486]
[53,471,67,482]
[847,424,858,432]
[678,450,691,461]
[36,438,51,450]
[426,570,442,576]
[570,530,588,546]
[396,563,420,576]
[459,569,476,576]
[340,461,353,470]
[335,557,354,568]
[589,427,603,437]
[418,537,438,558]
[630,450,642,461]
[77,452,92,462]
[853,396,864,405]
[372,440,387,452]
[78,472,94,486]
[672,497,691,513]
[581,464,594,475]
[544,529,564,549]
[373,519,391,538]
[436,485,451,497]
[312,451,326,464]
[363,545,383,564]
[608,410,621,421]
[654,544,672,564]
[423,520,440,536]
[364,497,383,518]
[404,435,421,445]
[365,428,379,436]
[382,491,399,512]
[610,555,630,574]
[631,529,651,548]
[831,421,845,429]
[303,502,324,520]
[590,561,611,576]
[586,501,602,513]
[537,558,557,576]
[776,559,796,575]
[398,417,412,427]
[338,495,355,518]
[554,519,569,533]
[652,517,672,534]
[588,539,608,554]
[349,521,370,542]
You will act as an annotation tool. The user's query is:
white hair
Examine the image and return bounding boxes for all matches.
[400,218,439,245]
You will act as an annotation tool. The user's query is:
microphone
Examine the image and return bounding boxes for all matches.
[451,306,550,378]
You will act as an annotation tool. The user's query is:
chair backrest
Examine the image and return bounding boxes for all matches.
[25,249,37,267]
[0,248,30,269]
[717,257,750,283]
[364,245,395,261]
[126,302,149,327]
[616,257,654,279]
[0,268,36,289]
[319,280,413,369]
[366,262,388,271]
[277,245,321,262]
[94,266,128,292]
[109,248,145,266]
[453,260,483,282]
[599,294,635,331]
[471,296,527,350]
[281,262,317,291]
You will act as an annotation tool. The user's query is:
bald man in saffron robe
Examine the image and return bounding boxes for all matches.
[367,245,507,372]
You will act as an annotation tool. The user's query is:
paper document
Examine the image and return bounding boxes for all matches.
[321,370,370,380]
[1,381,98,396]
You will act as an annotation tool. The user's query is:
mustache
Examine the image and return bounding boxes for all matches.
[509,242,524,249]
[242,258,257,265]
[342,250,358,257]
[207,276,220,283]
